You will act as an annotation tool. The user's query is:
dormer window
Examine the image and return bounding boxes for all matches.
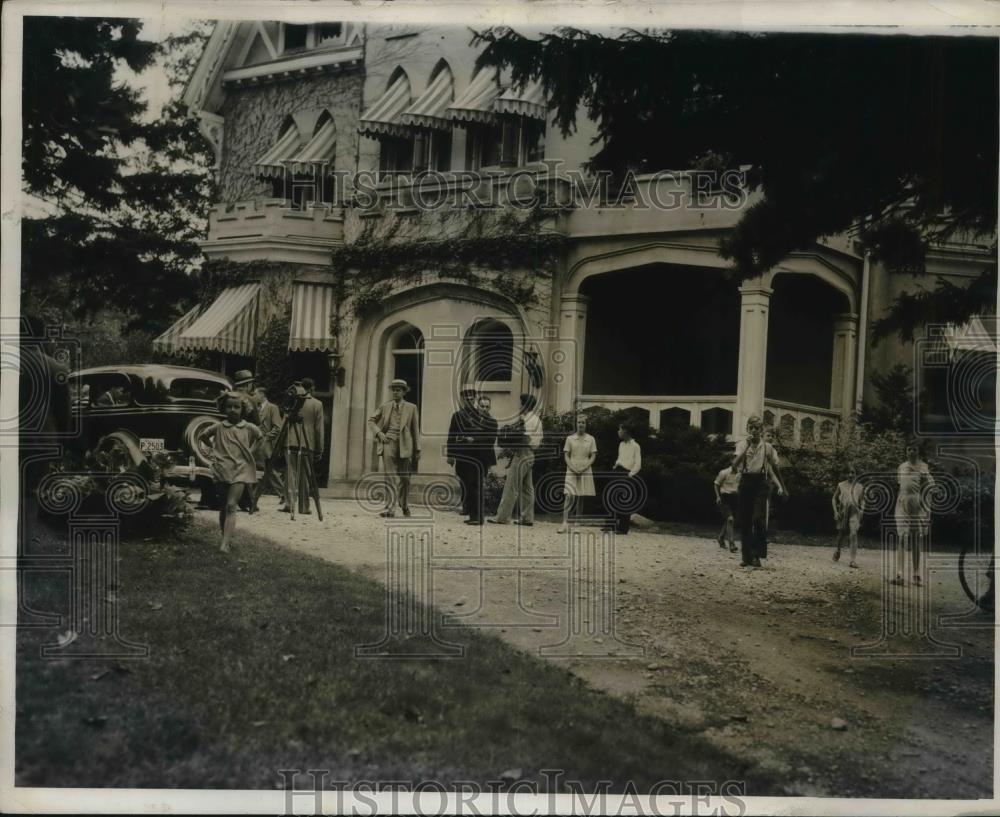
[280,22,349,54]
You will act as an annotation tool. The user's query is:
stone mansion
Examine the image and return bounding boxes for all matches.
[160,19,996,488]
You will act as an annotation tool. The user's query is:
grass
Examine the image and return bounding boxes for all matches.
[17,518,778,792]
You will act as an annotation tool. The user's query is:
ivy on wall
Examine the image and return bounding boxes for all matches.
[332,204,566,326]
[254,309,294,399]
[197,259,292,308]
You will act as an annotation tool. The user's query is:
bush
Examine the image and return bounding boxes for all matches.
[38,450,194,538]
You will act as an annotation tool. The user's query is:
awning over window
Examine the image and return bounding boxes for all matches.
[944,315,998,355]
[447,70,502,125]
[494,80,546,120]
[289,282,336,352]
[179,283,260,356]
[253,126,306,178]
[399,69,454,130]
[289,118,338,174]
[358,73,412,138]
[152,304,201,355]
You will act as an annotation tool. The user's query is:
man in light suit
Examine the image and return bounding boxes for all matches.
[369,378,420,518]
[285,378,325,519]
[251,386,284,512]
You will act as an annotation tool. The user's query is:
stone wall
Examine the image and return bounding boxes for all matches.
[218,71,365,203]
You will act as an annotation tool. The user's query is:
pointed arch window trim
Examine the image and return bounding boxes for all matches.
[399,65,455,130]
[358,71,413,139]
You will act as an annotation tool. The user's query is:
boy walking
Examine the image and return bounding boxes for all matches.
[713,457,740,552]
[199,392,262,552]
[832,464,865,568]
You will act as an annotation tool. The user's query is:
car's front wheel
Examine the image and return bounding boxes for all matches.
[90,431,146,473]
[183,416,218,467]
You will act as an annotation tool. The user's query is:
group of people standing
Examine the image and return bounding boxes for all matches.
[204,372,946,588]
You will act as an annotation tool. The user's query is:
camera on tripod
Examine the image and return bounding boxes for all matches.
[282,382,308,417]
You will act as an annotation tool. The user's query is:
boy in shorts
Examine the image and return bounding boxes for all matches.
[832,463,865,568]
[713,457,740,553]
[198,392,262,552]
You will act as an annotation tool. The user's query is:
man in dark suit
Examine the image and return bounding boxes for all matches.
[284,378,325,519]
[447,386,497,525]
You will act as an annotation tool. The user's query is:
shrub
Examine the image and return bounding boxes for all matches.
[38,450,194,538]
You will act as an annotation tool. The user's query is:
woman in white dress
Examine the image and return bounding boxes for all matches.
[558,414,597,533]
[893,440,935,586]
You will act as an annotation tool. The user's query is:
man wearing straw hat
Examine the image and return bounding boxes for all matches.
[369,378,421,517]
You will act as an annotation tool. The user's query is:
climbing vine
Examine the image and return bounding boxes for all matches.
[197,259,292,308]
[331,203,566,326]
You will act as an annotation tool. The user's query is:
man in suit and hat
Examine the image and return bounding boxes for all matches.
[232,369,261,425]
[369,378,420,517]
[284,377,325,518]
[231,369,260,512]
[250,385,284,512]
[447,385,497,525]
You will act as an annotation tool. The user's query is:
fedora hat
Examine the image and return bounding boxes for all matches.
[389,378,409,392]
[233,369,255,388]
[459,383,477,395]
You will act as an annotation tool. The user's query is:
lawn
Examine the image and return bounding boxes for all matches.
[16,519,778,791]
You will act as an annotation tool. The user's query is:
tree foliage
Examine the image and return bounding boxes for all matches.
[474,28,998,339]
[21,17,214,331]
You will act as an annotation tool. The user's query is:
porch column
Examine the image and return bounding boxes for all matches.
[735,282,773,438]
[555,293,589,413]
[830,312,859,419]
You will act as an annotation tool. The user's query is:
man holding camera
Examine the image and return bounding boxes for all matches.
[369,378,420,517]
[283,378,324,519]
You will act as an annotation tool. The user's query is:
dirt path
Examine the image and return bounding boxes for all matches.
[207,497,994,798]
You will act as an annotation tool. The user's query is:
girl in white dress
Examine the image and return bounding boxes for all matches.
[558,414,597,533]
[892,440,935,586]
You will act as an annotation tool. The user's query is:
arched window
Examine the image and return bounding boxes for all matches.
[467,320,513,383]
[389,324,424,412]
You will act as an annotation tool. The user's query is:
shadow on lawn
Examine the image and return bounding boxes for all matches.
[16,519,782,793]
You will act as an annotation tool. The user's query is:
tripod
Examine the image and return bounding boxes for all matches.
[269,409,323,522]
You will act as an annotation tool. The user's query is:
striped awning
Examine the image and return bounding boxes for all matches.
[494,80,546,119]
[399,69,454,130]
[289,118,337,174]
[447,70,501,125]
[358,73,412,138]
[152,304,201,355]
[289,282,336,352]
[179,283,260,356]
[253,126,305,178]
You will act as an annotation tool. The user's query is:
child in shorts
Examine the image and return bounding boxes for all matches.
[198,392,262,552]
[832,464,865,568]
[713,457,740,552]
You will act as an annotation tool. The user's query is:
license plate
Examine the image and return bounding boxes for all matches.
[139,438,165,453]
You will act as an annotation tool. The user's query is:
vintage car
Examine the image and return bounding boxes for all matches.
[68,364,232,485]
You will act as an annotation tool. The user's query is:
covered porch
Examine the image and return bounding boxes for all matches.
[555,242,861,443]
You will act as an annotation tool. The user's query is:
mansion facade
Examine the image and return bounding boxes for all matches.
[164,20,996,488]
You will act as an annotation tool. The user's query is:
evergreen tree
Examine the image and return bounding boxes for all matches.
[474,29,998,341]
[21,17,214,332]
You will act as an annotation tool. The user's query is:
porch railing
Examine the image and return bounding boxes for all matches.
[576,394,737,436]
[205,198,345,246]
[576,394,840,446]
[763,398,840,446]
